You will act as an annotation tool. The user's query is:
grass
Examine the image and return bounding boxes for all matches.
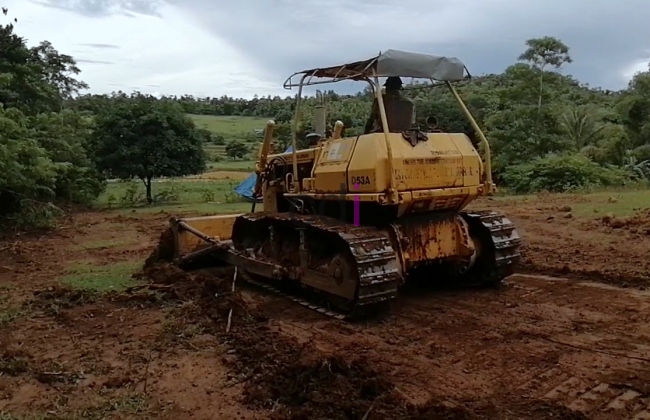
[97,178,249,213]
[0,288,22,327]
[189,114,268,137]
[204,141,259,164]
[70,238,138,251]
[0,309,22,328]
[60,260,142,292]
[204,144,227,151]
[0,394,151,420]
[492,188,650,219]
[191,115,265,163]
[207,159,255,172]
[570,189,650,218]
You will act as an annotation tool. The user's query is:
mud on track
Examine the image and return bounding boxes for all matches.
[1,195,649,419]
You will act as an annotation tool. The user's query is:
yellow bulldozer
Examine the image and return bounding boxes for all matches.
[165,49,522,320]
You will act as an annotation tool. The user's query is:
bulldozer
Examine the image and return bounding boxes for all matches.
[165,49,522,320]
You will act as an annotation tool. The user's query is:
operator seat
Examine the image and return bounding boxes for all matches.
[384,97,415,132]
[366,96,415,133]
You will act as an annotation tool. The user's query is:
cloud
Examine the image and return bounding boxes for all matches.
[29,0,163,17]
[4,0,650,99]
[79,43,120,49]
[76,59,115,64]
[5,0,286,98]
[171,0,650,90]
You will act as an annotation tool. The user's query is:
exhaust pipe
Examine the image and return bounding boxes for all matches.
[314,90,326,137]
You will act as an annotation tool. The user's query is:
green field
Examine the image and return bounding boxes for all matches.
[192,115,265,166]
[189,114,269,137]
[206,160,255,172]
[98,178,252,214]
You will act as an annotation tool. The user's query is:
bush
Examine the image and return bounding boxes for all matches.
[632,145,650,163]
[502,153,630,193]
[30,110,106,205]
[0,108,105,231]
[225,140,248,160]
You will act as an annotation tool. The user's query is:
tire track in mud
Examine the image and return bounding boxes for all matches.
[520,369,650,419]
[251,273,650,419]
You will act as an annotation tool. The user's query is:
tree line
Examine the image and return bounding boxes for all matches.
[2,7,650,232]
[71,37,650,188]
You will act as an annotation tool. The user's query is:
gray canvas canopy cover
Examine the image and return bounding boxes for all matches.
[285,49,469,86]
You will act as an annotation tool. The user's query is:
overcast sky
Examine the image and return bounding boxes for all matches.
[4,0,650,99]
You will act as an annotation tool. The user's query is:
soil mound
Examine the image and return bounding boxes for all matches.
[144,227,175,268]
[584,208,650,236]
[133,262,241,320]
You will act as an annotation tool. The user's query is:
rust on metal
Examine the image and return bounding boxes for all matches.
[168,209,522,321]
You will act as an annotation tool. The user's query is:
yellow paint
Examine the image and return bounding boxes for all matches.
[312,138,356,193]
[392,214,475,270]
[274,131,484,213]
[347,132,482,194]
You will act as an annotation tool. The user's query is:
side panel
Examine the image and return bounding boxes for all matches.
[312,137,357,194]
[346,133,388,193]
[346,132,483,194]
[452,134,482,187]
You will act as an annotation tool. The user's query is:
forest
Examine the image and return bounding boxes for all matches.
[2,6,650,232]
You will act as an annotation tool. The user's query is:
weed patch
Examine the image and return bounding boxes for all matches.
[69,238,138,251]
[59,260,141,292]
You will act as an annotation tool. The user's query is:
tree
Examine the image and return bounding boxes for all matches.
[30,109,106,204]
[0,107,59,229]
[518,37,573,121]
[619,64,650,148]
[31,41,88,106]
[90,97,207,204]
[558,105,607,150]
[225,140,248,160]
[1,13,87,114]
[0,8,103,230]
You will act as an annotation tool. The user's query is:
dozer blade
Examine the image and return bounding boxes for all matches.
[170,214,241,259]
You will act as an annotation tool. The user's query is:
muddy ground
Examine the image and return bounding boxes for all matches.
[1,194,650,419]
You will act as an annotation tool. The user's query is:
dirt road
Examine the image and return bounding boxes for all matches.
[1,194,649,419]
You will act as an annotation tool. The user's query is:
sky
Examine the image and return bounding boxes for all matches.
[3,0,650,99]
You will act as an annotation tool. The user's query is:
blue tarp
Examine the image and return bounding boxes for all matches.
[233,146,293,203]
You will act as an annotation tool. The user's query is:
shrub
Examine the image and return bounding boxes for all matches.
[502,153,630,193]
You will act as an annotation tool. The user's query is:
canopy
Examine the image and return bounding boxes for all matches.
[233,145,294,203]
[285,49,468,86]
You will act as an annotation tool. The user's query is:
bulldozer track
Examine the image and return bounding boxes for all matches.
[234,212,402,320]
[242,275,348,320]
[233,210,522,321]
[462,210,522,285]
